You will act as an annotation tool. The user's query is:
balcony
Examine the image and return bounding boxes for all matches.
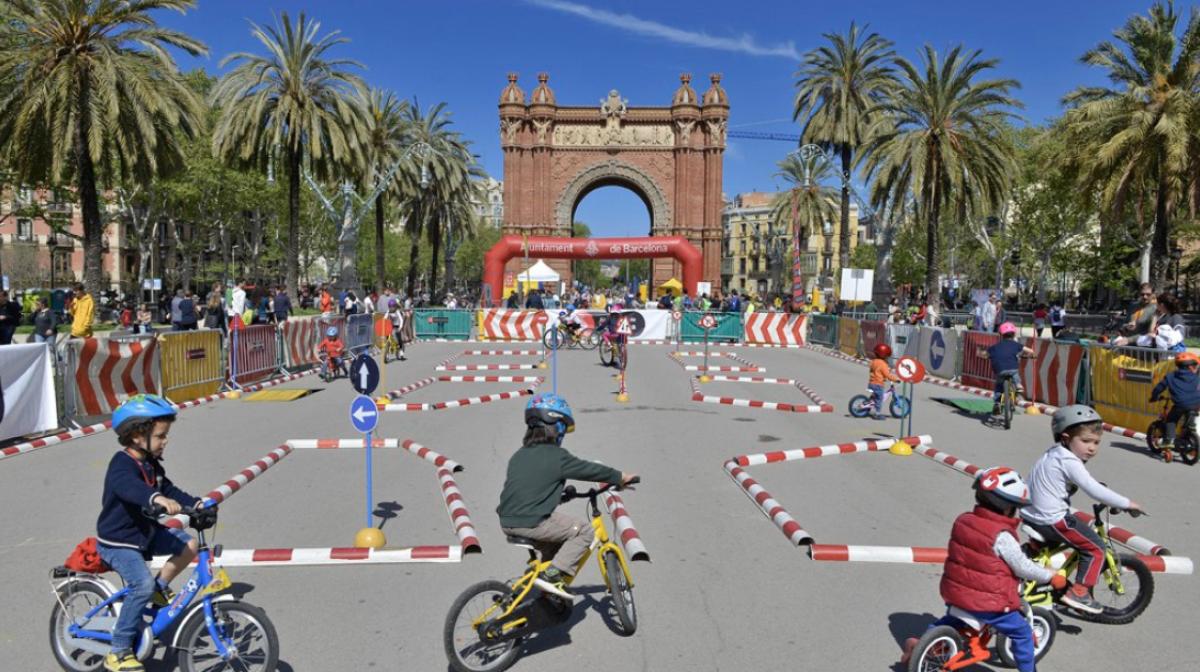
[46,202,73,216]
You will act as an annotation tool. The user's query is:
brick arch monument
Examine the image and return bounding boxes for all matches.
[498,72,728,293]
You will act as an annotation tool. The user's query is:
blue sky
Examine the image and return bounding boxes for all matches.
[162,0,1156,238]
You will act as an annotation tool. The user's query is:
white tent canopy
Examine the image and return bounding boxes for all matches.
[517,260,560,282]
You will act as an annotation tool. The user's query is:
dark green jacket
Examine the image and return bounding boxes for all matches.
[497,443,622,528]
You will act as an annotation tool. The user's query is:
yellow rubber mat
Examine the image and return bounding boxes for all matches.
[241,389,313,402]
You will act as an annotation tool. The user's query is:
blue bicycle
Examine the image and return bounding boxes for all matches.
[48,505,278,672]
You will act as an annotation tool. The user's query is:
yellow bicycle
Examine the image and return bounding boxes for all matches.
[443,478,640,672]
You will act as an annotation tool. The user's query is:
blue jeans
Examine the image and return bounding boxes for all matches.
[935,608,1036,671]
[993,370,1021,402]
[96,528,191,654]
[868,384,885,414]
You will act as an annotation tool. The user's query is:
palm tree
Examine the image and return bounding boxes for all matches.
[793,23,897,280]
[862,45,1021,311]
[1061,1,1200,287]
[0,0,207,293]
[211,12,365,298]
[769,151,841,302]
[354,87,407,291]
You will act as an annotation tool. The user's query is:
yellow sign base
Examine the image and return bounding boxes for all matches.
[354,528,386,549]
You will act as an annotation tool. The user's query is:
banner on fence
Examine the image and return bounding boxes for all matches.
[67,336,160,416]
[809,314,839,347]
[161,330,224,403]
[838,317,862,358]
[1021,339,1087,407]
[229,324,278,387]
[585,309,669,341]
[744,313,806,346]
[478,309,548,341]
[280,317,320,370]
[916,327,959,380]
[860,320,887,358]
[0,343,57,443]
[1089,344,1173,433]
[682,311,743,342]
[412,309,473,341]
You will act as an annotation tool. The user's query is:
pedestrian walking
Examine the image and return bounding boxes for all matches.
[70,283,96,339]
[273,286,292,324]
[0,289,22,345]
[31,296,58,343]
[177,290,198,331]
[1049,302,1067,339]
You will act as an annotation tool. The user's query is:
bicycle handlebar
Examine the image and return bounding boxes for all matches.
[560,476,641,503]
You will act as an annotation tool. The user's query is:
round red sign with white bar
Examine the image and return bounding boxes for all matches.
[896,356,925,384]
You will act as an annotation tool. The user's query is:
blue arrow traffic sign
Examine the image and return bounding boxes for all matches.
[350,353,380,396]
[929,330,946,371]
[349,395,379,434]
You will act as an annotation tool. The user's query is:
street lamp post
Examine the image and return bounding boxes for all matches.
[1171,244,1183,299]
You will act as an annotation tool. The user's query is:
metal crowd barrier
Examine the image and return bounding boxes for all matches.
[160,330,225,402]
[808,314,839,347]
[228,325,279,388]
[838,316,862,358]
[413,309,473,340]
[1088,344,1175,433]
[681,311,743,343]
[343,314,374,355]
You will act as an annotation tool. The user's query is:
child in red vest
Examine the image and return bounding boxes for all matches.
[902,467,1067,672]
[317,326,346,378]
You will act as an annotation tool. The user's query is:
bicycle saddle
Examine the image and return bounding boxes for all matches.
[505,535,537,549]
[1020,524,1047,543]
[947,605,984,631]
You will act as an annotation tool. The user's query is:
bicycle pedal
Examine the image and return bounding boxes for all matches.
[532,578,576,602]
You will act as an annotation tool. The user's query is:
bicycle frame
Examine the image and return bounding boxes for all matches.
[1021,519,1126,608]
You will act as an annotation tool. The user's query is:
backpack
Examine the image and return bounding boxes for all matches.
[63,537,110,574]
[1050,307,1062,323]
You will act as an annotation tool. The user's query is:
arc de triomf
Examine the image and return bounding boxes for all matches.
[497,72,729,294]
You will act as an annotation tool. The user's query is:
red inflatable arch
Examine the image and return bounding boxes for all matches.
[483,235,702,306]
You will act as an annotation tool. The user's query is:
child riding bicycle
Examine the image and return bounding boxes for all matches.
[496,394,637,596]
[559,305,585,340]
[902,467,1065,672]
[1149,351,1200,452]
[867,343,900,420]
[1021,405,1143,615]
[95,394,211,672]
[317,326,346,378]
[978,322,1034,416]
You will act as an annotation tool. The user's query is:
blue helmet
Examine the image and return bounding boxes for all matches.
[113,394,177,434]
[525,393,575,436]
[326,326,339,338]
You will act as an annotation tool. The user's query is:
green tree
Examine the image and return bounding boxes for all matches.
[454,225,502,291]
[353,87,408,291]
[211,11,365,299]
[769,151,840,300]
[0,0,208,293]
[571,221,602,288]
[794,22,897,283]
[849,243,877,270]
[1061,1,1200,287]
[862,45,1021,311]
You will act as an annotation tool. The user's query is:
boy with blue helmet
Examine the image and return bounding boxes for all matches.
[317,325,346,379]
[97,394,206,672]
[496,394,637,594]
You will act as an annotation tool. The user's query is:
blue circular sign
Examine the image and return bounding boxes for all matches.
[929,330,946,370]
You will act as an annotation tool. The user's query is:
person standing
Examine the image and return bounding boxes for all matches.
[981,294,998,333]
[1049,302,1067,339]
[0,290,22,345]
[169,289,184,331]
[177,290,198,331]
[204,286,225,333]
[273,286,292,324]
[1033,304,1048,339]
[70,283,95,339]
[32,296,58,343]
[227,280,247,330]
[319,285,334,318]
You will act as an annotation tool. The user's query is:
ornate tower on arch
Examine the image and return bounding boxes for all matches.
[498,72,729,293]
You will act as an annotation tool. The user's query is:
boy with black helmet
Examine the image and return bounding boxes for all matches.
[96,394,208,672]
[903,467,1065,672]
[1022,405,1143,615]
[496,394,637,595]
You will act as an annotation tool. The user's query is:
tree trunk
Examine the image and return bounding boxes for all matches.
[839,144,852,277]
[925,166,942,313]
[443,219,457,298]
[873,208,897,303]
[286,147,301,299]
[1151,164,1171,289]
[405,202,422,297]
[375,195,386,290]
[75,70,104,294]
[429,212,442,299]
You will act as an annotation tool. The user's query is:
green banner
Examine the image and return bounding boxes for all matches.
[681,312,743,343]
[413,309,473,341]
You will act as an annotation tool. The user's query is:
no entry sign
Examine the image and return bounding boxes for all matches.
[896,356,926,384]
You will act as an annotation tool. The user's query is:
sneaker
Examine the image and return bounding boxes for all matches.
[151,587,175,607]
[534,567,572,599]
[992,403,1001,416]
[399,354,407,361]
[1159,441,1175,451]
[1061,584,1104,614]
[103,653,145,672]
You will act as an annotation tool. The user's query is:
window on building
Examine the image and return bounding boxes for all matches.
[752,257,760,273]
[739,258,746,274]
[54,250,71,278]
[17,218,33,241]
[739,240,745,254]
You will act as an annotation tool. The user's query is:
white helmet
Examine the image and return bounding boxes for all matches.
[1051,405,1102,437]
[974,466,1030,509]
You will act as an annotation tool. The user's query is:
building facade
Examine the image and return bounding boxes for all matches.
[721,191,858,299]
[470,177,504,229]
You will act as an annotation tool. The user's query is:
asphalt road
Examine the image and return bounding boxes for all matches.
[2,341,1197,670]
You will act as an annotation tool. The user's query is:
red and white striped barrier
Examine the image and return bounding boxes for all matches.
[707,375,798,384]
[733,436,931,467]
[479,309,548,341]
[461,349,540,356]
[438,468,481,554]
[165,445,295,529]
[69,336,160,416]
[435,351,467,370]
[152,545,462,568]
[743,313,806,346]
[380,388,537,412]
[674,351,743,357]
[682,365,762,372]
[739,342,804,349]
[690,371,835,414]
[601,490,650,562]
[385,376,438,400]
[438,375,540,383]
[914,444,982,477]
[724,460,813,546]
[1,369,316,463]
[401,439,463,472]
[437,363,539,371]
[288,438,398,449]
[280,318,321,369]
[808,544,1192,575]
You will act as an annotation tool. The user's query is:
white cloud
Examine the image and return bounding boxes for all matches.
[527,0,801,61]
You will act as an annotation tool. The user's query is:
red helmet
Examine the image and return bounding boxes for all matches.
[873,343,892,359]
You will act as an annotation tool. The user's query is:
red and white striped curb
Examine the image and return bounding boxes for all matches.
[435,351,467,369]
[283,438,463,473]
[152,545,462,568]
[707,375,798,384]
[165,446,294,529]
[438,468,482,554]
[914,445,982,477]
[437,375,541,383]
[807,544,1192,574]
[401,439,463,472]
[740,342,805,349]
[436,363,539,371]
[461,349,540,356]
[380,388,536,412]
[682,365,763,372]
[601,490,650,562]
[695,395,832,413]
[733,436,931,467]
[1,370,317,462]
[627,339,677,345]
[674,351,743,357]
[385,376,438,399]
[793,380,830,406]
[724,460,812,546]
[668,351,763,372]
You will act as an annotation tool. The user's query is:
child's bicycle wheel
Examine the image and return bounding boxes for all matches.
[443,580,522,672]
[1145,419,1167,458]
[847,395,874,418]
[1002,381,1016,430]
[1178,432,1200,465]
[996,606,1056,667]
[906,625,963,672]
[890,395,911,419]
[49,580,117,672]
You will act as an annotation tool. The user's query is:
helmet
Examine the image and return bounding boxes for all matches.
[388,299,398,309]
[113,394,177,434]
[973,466,1030,509]
[873,343,892,359]
[1175,351,1199,366]
[326,326,339,338]
[558,310,568,319]
[998,322,1017,336]
[525,393,575,436]
[1051,404,1102,436]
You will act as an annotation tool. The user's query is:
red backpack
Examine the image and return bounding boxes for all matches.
[63,537,111,574]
